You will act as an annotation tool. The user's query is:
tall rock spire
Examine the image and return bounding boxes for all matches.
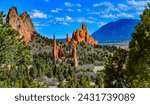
[53,35,58,61]
[7,7,35,44]
[66,34,71,43]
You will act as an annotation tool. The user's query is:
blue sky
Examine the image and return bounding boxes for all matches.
[0,0,150,38]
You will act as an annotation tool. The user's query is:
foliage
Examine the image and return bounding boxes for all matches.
[104,48,128,88]
[127,3,150,87]
[0,11,37,88]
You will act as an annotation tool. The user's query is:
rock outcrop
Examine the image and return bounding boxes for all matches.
[72,23,98,46]
[7,7,35,44]
[53,35,65,61]
[66,34,71,43]
[53,35,58,61]
[52,35,78,67]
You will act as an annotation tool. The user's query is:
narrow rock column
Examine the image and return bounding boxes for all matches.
[53,35,58,61]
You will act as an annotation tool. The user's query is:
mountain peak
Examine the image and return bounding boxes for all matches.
[92,19,140,43]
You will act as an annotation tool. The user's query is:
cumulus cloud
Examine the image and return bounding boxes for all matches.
[126,0,150,6]
[118,3,129,11]
[97,22,107,27]
[30,10,48,18]
[67,9,74,12]
[76,17,106,27]
[33,22,50,26]
[126,0,150,12]
[67,8,81,12]
[64,2,81,7]
[51,8,62,13]
[66,16,73,21]
[54,16,74,25]
[62,22,68,25]
[77,17,94,23]
[77,9,81,12]
[90,0,150,19]
[93,1,114,8]
[93,1,119,13]
[100,13,134,19]
[55,17,64,21]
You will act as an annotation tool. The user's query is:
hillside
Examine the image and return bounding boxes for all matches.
[92,19,140,43]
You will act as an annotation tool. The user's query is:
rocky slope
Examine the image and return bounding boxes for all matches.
[7,7,36,44]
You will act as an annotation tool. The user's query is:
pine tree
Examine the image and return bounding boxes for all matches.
[104,48,128,88]
[127,3,150,87]
[0,10,33,87]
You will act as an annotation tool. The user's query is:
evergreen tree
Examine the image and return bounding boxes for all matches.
[127,3,150,87]
[0,11,32,67]
[104,48,128,88]
[0,10,33,88]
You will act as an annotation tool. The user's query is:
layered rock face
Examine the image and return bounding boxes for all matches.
[7,7,35,44]
[72,24,98,46]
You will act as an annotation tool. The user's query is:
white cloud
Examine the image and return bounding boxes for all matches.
[55,16,73,23]
[55,16,74,26]
[88,11,101,15]
[88,17,96,20]
[90,0,150,19]
[64,2,81,7]
[77,17,95,24]
[101,14,117,18]
[66,16,72,21]
[100,12,134,19]
[30,10,48,18]
[77,9,81,12]
[67,8,81,12]
[67,9,74,12]
[126,0,150,11]
[97,22,107,27]
[118,3,129,11]
[64,2,73,7]
[62,22,68,25]
[126,0,150,6]
[118,13,134,18]
[76,4,82,7]
[93,2,119,13]
[55,17,64,21]
[33,22,50,26]
[93,2,113,8]
[51,8,62,13]
[76,17,106,27]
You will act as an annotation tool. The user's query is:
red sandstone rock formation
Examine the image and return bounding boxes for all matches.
[52,35,78,66]
[72,23,98,45]
[66,34,71,43]
[53,35,65,61]
[7,7,35,44]
[53,35,58,61]
[58,44,65,59]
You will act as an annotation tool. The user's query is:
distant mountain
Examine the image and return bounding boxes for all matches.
[92,19,140,43]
